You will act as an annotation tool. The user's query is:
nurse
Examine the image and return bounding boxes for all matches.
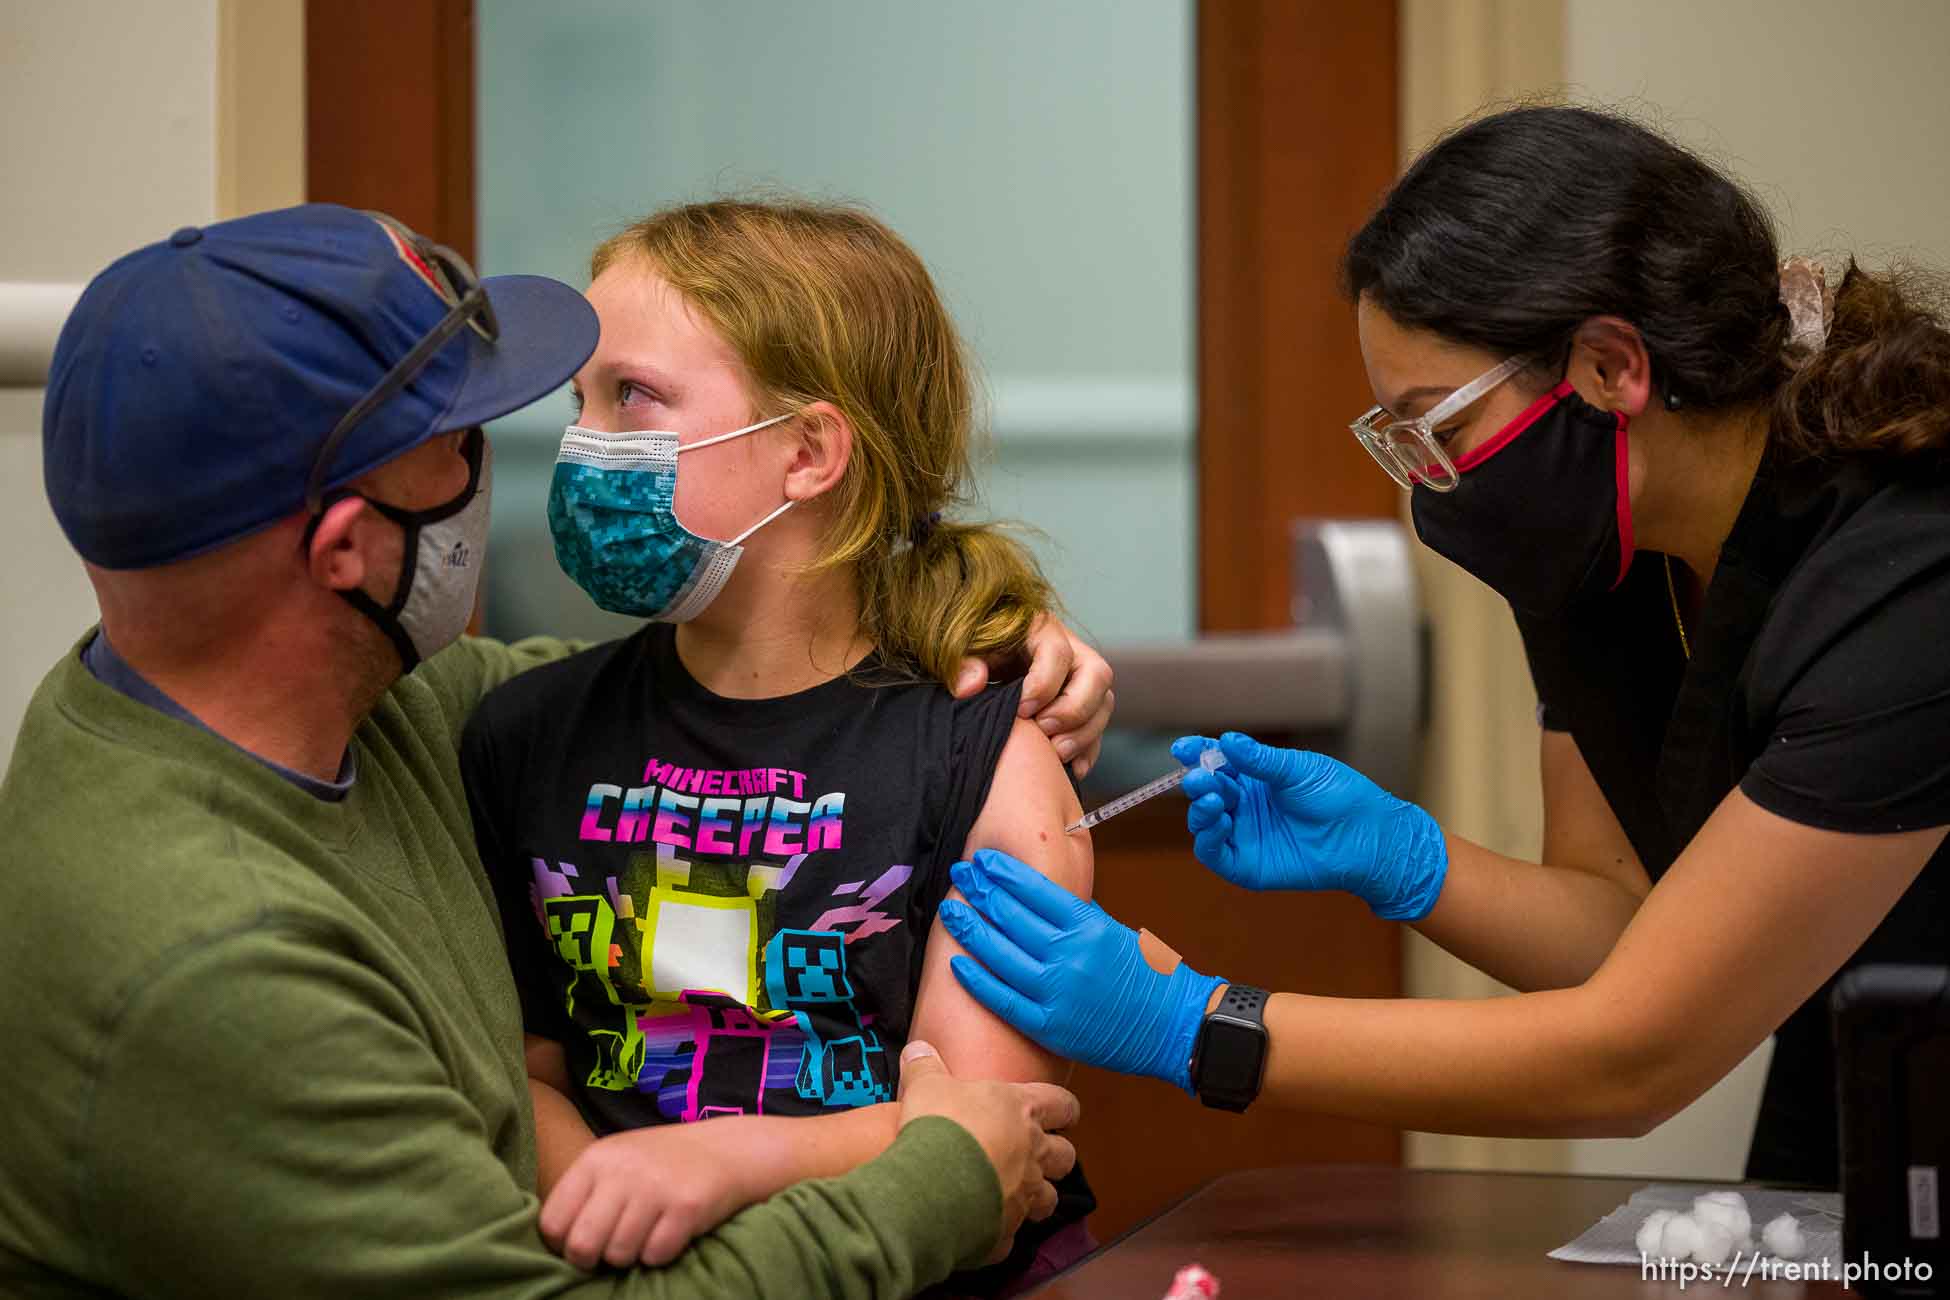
[938,104,1950,1186]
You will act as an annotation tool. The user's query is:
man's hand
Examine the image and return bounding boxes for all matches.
[538,1122,757,1271]
[953,613,1113,779]
[894,1039,1079,1263]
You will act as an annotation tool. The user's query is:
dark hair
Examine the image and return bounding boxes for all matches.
[1343,105,1950,463]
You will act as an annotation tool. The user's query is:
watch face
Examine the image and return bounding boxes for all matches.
[1200,1017,1267,1098]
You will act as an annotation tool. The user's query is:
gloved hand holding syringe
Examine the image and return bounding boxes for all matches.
[1066,745,1228,833]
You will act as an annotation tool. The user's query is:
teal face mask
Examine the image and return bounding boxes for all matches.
[546,414,794,621]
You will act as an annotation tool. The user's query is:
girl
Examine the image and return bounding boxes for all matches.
[461,199,1094,1291]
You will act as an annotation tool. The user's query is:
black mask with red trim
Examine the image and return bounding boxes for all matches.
[1410,381,1636,617]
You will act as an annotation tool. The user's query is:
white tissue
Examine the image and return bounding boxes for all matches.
[1762,1212,1808,1260]
[1636,1210,1675,1257]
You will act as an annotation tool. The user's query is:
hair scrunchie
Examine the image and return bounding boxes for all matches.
[907,511,942,547]
[1779,256,1835,365]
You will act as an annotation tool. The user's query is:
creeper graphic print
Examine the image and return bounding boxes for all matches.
[764,929,892,1109]
[545,895,645,1091]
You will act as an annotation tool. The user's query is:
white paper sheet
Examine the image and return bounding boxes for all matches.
[1550,1183,1844,1275]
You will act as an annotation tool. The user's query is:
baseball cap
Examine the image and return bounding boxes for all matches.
[44,203,598,569]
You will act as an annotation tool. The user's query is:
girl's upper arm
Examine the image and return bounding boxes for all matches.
[909,717,1093,1081]
[962,717,1093,900]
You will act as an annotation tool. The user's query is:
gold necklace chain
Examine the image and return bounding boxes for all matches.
[1664,554,1692,660]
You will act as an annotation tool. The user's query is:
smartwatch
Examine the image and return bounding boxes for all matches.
[1190,983,1269,1112]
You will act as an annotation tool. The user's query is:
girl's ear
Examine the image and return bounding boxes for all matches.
[1566,316,1655,418]
[782,401,854,502]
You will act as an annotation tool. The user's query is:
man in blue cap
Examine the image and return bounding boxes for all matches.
[0,204,1102,1298]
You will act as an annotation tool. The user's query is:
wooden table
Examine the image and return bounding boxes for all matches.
[1029,1165,1850,1298]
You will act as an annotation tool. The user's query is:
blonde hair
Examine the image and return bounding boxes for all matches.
[591,199,1055,688]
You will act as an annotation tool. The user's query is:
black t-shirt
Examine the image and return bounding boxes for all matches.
[460,624,1094,1286]
[462,624,1027,1128]
[1518,449,1950,1187]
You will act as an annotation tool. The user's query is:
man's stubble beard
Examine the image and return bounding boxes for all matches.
[337,611,409,720]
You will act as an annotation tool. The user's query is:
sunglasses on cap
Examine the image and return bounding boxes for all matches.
[303,213,501,514]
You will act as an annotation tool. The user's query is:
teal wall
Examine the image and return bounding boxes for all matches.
[475,0,1193,646]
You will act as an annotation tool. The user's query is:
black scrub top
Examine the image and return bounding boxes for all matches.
[1515,445,1950,1188]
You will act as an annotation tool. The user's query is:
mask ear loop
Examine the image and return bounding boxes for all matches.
[674,411,796,455]
[341,526,427,671]
[646,410,802,547]
[729,500,794,545]
[302,431,485,673]
[675,410,800,546]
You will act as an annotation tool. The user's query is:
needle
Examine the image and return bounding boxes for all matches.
[1066,747,1228,833]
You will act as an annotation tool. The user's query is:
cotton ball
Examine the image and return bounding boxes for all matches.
[1637,1210,1677,1257]
[1692,1220,1736,1267]
[1762,1212,1808,1260]
[1694,1191,1753,1245]
[1660,1213,1705,1262]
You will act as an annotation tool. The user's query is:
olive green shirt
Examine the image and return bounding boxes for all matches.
[0,635,999,1298]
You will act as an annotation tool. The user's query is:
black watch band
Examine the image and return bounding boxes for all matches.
[1190,983,1270,1112]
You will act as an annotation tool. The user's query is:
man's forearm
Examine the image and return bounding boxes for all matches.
[626,1117,998,1300]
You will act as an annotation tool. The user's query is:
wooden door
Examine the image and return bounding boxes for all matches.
[305,0,476,263]
[1065,0,1407,1243]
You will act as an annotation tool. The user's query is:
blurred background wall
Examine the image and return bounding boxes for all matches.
[4,0,1949,1222]
[470,0,1195,653]
[0,0,302,765]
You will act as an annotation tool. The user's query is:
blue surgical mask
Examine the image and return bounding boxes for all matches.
[547,413,795,621]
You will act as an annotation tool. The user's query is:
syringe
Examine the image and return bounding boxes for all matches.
[1066,746,1228,834]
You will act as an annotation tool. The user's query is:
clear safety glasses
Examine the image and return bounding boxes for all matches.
[1350,353,1533,493]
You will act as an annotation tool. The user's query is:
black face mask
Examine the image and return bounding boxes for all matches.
[1410,381,1636,617]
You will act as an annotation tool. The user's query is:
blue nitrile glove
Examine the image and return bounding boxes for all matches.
[1173,731,1448,921]
[940,849,1223,1095]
